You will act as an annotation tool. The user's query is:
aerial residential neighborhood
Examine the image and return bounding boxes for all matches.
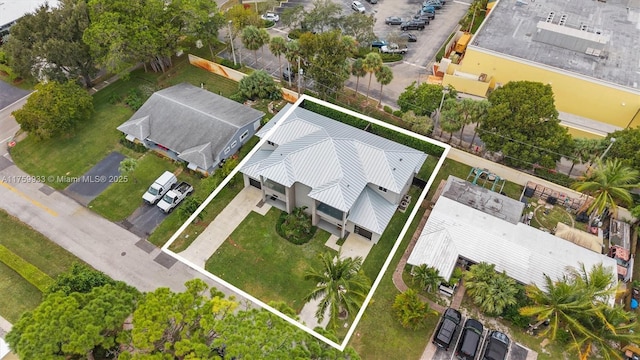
[0,0,639,359]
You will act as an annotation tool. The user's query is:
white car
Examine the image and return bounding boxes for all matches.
[351,1,366,13]
[261,12,279,22]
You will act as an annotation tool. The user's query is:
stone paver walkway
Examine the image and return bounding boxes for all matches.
[179,186,270,268]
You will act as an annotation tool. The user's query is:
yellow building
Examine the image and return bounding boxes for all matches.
[440,0,640,138]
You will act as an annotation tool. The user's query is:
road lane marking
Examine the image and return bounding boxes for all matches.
[402,61,427,69]
[0,181,58,217]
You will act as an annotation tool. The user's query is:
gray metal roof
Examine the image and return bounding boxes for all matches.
[347,187,397,234]
[117,83,264,171]
[408,178,618,295]
[472,0,640,91]
[245,104,427,212]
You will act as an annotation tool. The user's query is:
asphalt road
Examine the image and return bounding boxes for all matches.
[0,158,243,296]
[0,81,30,110]
[0,89,30,158]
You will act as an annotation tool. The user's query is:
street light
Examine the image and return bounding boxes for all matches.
[227,20,237,66]
[599,137,616,162]
[433,86,450,137]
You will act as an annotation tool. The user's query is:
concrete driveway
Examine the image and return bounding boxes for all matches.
[64,151,125,206]
[179,186,270,268]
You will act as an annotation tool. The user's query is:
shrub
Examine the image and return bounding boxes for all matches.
[238,70,282,101]
[392,110,404,117]
[217,57,242,70]
[124,88,144,110]
[288,29,304,40]
[392,289,436,330]
[0,245,54,292]
[383,105,393,114]
[276,208,316,245]
[47,263,115,295]
[353,48,403,62]
[228,91,246,104]
[119,136,148,153]
[533,168,573,188]
[108,93,122,105]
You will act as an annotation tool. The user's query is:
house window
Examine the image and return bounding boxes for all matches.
[378,186,387,192]
[231,140,237,148]
[317,202,344,220]
[240,130,249,141]
[224,147,230,154]
[263,179,286,194]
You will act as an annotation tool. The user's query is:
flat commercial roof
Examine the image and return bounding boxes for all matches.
[1,0,60,28]
[472,0,640,91]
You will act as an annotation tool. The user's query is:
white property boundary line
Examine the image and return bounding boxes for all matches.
[161,95,451,351]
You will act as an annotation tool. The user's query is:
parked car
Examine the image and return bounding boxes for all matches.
[399,32,417,42]
[365,0,378,3]
[456,319,484,360]
[157,181,193,213]
[433,308,462,350]
[482,331,510,360]
[143,171,177,205]
[414,11,435,20]
[380,43,408,54]
[400,20,426,31]
[385,16,403,25]
[423,0,444,9]
[371,39,389,48]
[352,0,366,13]
[260,12,279,22]
[421,5,436,14]
[283,65,296,81]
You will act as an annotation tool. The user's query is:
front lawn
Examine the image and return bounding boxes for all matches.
[205,208,334,312]
[0,210,84,322]
[88,153,181,221]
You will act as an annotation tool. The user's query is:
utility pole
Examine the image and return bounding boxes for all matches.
[227,21,237,66]
[297,56,302,98]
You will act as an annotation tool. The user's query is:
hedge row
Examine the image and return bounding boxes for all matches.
[0,245,54,292]
[300,100,445,157]
[533,168,573,188]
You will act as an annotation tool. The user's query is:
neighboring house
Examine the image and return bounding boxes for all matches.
[408,176,618,301]
[241,103,427,243]
[117,83,264,175]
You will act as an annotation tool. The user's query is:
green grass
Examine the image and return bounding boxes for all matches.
[89,153,180,221]
[349,202,437,359]
[205,208,334,312]
[0,210,83,322]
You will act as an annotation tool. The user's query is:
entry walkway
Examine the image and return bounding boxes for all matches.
[325,233,375,261]
[179,186,270,268]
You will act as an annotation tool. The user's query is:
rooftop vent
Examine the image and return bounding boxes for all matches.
[580,24,588,31]
[546,12,555,23]
[559,14,568,26]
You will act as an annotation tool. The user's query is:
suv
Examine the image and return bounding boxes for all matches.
[456,319,484,360]
[351,1,366,13]
[414,11,435,21]
[433,308,462,351]
[482,331,510,360]
[400,20,427,31]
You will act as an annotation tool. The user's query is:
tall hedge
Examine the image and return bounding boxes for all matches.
[0,245,54,292]
[300,100,444,157]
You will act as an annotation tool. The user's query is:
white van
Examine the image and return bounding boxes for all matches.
[142,171,177,205]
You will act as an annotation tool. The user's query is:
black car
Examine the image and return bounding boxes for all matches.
[385,16,403,25]
[400,20,426,31]
[433,308,462,351]
[483,331,510,360]
[399,32,417,42]
[283,66,296,81]
[365,0,378,3]
[456,319,484,360]
[371,39,388,48]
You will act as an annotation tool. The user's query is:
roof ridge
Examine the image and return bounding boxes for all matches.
[154,89,243,129]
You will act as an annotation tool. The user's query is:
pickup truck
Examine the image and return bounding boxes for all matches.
[157,182,193,213]
[380,43,408,54]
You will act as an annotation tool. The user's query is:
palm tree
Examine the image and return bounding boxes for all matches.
[375,65,393,107]
[412,264,443,293]
[304,252,371,328]
[468,99,490,150]
[269,36,287,81]
[520,263,640,360]
[478,273,518,315]
[439,98,463,142]
[351,58,366,96]
[567,138,603,177]
[362,52,382,101]
[571,158,640,216]
[241,25,270,66]
[284,40,301,87]
[118,157,137,183]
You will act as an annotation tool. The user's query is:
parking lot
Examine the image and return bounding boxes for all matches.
[430,310,532,360]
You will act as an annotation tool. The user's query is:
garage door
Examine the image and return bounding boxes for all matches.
[354,225,373,240]
[249,178,262,189]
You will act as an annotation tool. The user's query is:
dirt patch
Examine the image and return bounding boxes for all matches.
[227,237,245,251]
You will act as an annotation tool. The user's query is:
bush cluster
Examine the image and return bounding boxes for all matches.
[275,209,316,245]
[119,136,148,153]
[0,245,54,292]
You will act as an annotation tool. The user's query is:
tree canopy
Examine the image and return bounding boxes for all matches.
[478,81,573,169]
[4,0,97,86]
[603,127,640,170]
[398,82,456,117]
[238,70,282,101]
[12,81,94,140]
